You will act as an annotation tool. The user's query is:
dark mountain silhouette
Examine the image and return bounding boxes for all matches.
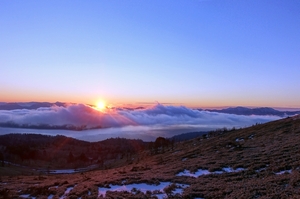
[0,134,147,169]
[204,106,300,117]
[0,102,66,110]
[0,122,101,131]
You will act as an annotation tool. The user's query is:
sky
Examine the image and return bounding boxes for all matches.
[1,0,300,108]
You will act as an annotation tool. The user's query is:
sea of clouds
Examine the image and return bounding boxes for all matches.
[0,103,281,141]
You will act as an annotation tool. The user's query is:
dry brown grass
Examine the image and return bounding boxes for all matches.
[1,116,300,198]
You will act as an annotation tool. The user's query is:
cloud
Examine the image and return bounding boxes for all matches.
[0,103,281,130]
[121,103,280,129]
[0,104,127,128]
[0,103,283,141]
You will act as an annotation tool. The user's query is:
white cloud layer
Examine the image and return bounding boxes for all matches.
[0,103,280,129]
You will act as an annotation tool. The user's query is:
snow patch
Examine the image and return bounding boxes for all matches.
[222,167,245,173]
[59,186,75,199]
[275,170,292,175]
[19,194,36,199]
[248,134,254,139]
[98,182,188,198]
[235,138,244,142]
[48,194,54,199]
[176,167,245,177]
[48,185,59,190]
[255,167,266,172]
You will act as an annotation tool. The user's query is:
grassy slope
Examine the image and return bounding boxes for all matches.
[1,115,300,198]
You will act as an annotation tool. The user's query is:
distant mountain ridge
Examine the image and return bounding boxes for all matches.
[202,106,300,117]
[0,102,66,110]
[0,133,146,170]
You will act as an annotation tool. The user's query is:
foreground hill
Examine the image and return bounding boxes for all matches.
[1,115,300,198]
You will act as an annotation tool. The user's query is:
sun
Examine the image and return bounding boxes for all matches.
[96,100,106,111]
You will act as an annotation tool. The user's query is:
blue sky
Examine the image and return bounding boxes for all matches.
[1,0,300,108]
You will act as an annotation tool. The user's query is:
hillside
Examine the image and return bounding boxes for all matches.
[1,115,300,198]
[0,134,146,170]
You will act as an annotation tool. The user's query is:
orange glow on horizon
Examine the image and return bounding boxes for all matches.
[2,92,300,109]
